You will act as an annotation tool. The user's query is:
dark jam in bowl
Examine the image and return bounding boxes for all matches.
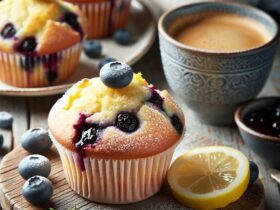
[244,104,280,138]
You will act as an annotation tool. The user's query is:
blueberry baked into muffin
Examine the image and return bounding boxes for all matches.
[48,62,185,204]
[0,0,87,87]
[65,0,131,38]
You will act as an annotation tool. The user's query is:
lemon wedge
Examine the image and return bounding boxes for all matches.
[168,146,250,210]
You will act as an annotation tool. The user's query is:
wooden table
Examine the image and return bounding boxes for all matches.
[0,39,280,209]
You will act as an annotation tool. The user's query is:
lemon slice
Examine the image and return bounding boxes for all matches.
[168,146,250,210]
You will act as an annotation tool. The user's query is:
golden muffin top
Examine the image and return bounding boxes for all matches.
[48,63,185,159]
[0,0,87,54]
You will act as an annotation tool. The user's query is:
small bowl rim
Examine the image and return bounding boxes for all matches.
[158,1,280,56]
[235,97,280,144]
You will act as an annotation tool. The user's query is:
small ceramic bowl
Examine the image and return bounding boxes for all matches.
[235,97,280,169]
[158,2,279,125]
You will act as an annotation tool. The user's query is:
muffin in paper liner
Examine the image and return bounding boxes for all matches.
[51,132,177,204]
[48,72,185,204]
[0,43,83,88]
[0,0,87,87]
[69,0,131,38]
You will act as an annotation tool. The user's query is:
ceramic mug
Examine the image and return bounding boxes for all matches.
[158,2,279,125]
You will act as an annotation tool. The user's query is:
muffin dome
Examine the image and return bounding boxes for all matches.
[0,0,87,55]
[48,73,185,159]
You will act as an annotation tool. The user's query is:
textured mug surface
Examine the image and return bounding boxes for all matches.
[158,2,279,125]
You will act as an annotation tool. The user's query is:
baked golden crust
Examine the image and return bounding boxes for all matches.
[0,0,87,54]
[48,86,185,159]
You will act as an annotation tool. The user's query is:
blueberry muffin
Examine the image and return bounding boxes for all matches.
[49,62,185,204]
[0,0,87,87]
[65,0,131,38]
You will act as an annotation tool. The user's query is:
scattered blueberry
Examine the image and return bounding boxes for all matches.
[113,29,133,45]
[22,176,53,205]
[249,160,259,185]
[20,128,52,154]
[75,126,101,149]
[1,23,16,39]
[0,134,3,147]
[100,61,133,88]
[0,111,13,129]
[84,40,102,58]
[16,37,37,54]
[116,112,139,133]
[19,155,51,180]
[171,115,184,135]
[98,57,116,70]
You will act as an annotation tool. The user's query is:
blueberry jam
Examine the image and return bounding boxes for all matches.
[1,23,16,39]
[15,37,37,54]
[116,112,139,133]
[244,104,280,137]
[42,53,61,84]
[147,86,164,110]
[62,12,84,38]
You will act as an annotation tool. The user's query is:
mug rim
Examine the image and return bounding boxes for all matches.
[158,1,280,56]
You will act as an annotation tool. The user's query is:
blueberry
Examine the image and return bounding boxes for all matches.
[20,128,52,154]
[148,88,164,110]
[171,115,184,135]
[116,112,139,133]
[0,111,13,129]
[113,29,133,45]
[19,155,51,180]
[84,40,102,58]
[100,61,133,88]
[22,176,53,205]
[75,126,101,149]
[249,160,259,185]
[98,57,116,70]
[1,23,16,39]
[16,37,37,54]
[62,12,84,37]
[0,134,3,147]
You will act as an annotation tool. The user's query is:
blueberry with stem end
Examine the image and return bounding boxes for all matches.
[100,61,133,89]
[22,176,53,205]
[0,111,13,129]
[19,155,51,180]
[84,40,102,58]
[98,57,116,70]
[20,128,52,154]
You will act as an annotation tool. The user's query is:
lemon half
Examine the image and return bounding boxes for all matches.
[168,146,250,210]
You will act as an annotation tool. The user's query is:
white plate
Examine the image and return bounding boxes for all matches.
[0,0,157,97]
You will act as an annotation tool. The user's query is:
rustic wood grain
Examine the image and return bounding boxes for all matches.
[0,134,265,210]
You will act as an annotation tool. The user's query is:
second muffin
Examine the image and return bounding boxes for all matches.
[0,0,87,87]
[65,0,131,38]
[48,62,185,204]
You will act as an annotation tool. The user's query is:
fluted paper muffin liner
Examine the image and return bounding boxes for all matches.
[73,0,131,38]
[0,42,83,88]
[51,132,177,204]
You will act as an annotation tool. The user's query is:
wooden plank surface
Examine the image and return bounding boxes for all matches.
[0,136,265,210]
[0,37,279,210]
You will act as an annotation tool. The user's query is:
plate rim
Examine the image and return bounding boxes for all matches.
[0,0,157,97]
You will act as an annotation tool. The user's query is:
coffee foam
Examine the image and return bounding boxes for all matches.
[172,13,272,52]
